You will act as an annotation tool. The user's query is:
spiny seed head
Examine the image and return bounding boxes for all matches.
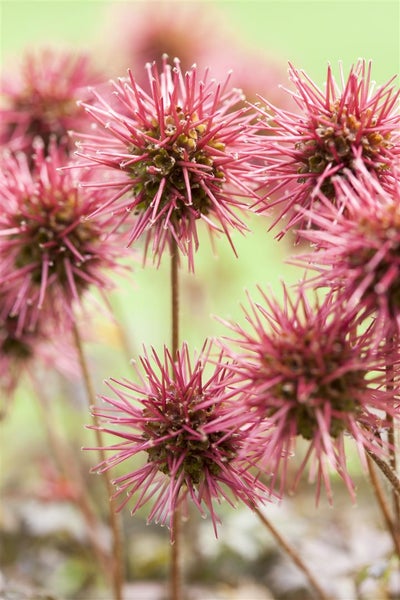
[296,161,400,340]
[253,60,399,236]
[0,140,129,331]
[73,56,259,270]
[88,342,273,538]
[219,284,396,500]
[0,48,103,156]
[0,299,78,397]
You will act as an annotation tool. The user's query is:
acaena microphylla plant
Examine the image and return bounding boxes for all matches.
[73,55,259,270]
[0,139,130,332]
[87,341,275,539]
[0,48,103,157]
[294,161,400,343]
[218,284,397,501]
[252,60,399,235]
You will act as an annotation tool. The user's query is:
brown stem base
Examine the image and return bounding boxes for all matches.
[254,507,331,600]
[73,321,124,600]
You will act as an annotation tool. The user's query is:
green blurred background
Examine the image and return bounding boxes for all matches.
[2,0,399,81]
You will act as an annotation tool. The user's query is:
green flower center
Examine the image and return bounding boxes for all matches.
[143,391,237,484]
[264,332,366,439]
[129,108,226,221]
[297,104,391,196]
[1,316,33,360]
[14,196,100,290]
[349,211,400,314]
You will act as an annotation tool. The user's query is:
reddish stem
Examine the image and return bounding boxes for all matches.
[170,240,183,600]
[73,321,124,600]
[254,507,331,600]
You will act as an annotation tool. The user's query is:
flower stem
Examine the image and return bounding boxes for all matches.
[366,453,400,556]
[72,321,124,600]
[170,240,182,600]
[29,369,111,578]
[254,507,331,600]
[171,240,180,361]
[386,332,400,539]
[171,509,183,600]
[367,450,400,498]
[100,289,137,362]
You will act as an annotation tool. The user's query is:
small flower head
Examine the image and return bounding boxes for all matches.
[0,308,37,398]
[0,296,77,402]
[0,140,127,331]
[89,342,273,538]
[220,285,394,500]
[296,161,400,340]
[74,56,257,270]
[103,3,290,110]
[254,60,399,235]
[102,2,218,82]
[0,48,102,156]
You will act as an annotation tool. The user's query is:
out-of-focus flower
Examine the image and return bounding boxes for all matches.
[88,342,273,539]
[219,284,395,501]
[0,139,128,332]
[295,161,400,341]
[211,48,296,111]
[74,56,258,270]
[0,308,39,397]
[35,461,80,503]
[100,2,291,111]
[0,301,77,401]
[0,48,102,156]
[100,2,219,82]
[253,60,399,236]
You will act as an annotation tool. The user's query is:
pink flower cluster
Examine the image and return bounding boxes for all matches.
[0,140,126,331]
[0,50,128,395]
[2,34,399,540]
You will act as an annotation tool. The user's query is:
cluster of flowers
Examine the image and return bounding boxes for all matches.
[1,38,399,539]
[0,50,129,392]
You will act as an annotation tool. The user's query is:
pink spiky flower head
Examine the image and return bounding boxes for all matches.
[74,56,257,270]
[296,160,400,341]
[88,342,273,539]
[0,48,102,156]
[254,60,399,235]
[219,284,395,501]
[0,139,128,332]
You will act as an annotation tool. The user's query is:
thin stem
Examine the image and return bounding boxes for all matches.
[72,321,124,600]
[29,369,111,577]
[254,507,331,600]
[171,240,180,360]
[366,454,400,556]
[100,289,137,362]
[170,239,182,600]
[386,332,400,535]
[171,510,182,600]
[367,450,400,498]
